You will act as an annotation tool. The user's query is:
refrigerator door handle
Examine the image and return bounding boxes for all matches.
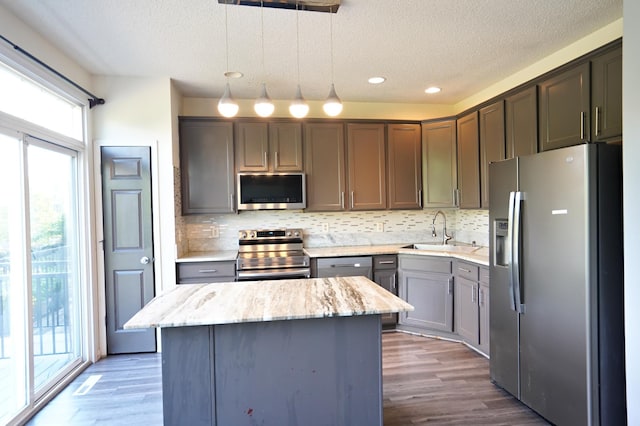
[512,191,525,314]
[507,191,517,311]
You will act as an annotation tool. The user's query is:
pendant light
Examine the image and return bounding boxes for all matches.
[323,5,342,117]
[289,1,309,118]
[218,1,239,118]
[254,0,275,117]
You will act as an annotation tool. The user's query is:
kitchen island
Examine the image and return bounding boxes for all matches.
[125,276,413,426]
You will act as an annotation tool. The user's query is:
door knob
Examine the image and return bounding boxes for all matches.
[140,256,152,265]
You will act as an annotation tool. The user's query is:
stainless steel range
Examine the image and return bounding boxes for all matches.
[236,228,310,280]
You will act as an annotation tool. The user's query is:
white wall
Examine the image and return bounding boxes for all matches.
[91,76,178,355]
[623,2,640,423]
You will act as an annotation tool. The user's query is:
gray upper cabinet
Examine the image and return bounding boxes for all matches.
[456,111,481,209]
[304,122,347,211]
[387,123,422,210]
[180,119,235,214]
[422,119,457,208]
[538,62,590,151]
[505,85,538,159]
[235,121,303,172]
[479,100,505,209]
[591,45,622,142]
[347,123,387,210]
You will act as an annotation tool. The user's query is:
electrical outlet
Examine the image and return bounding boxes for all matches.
[375,222,384,232]
[321,223,330,233]
[211,224,219,238]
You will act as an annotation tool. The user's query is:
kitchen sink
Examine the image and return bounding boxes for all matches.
[400,243,481,254]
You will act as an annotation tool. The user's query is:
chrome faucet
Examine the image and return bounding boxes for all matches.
[432,210,453,245]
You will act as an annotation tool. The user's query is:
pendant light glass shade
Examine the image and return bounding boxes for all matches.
[289,85,309,118]
[218,82,239,118]
[323,83,343,117]
[254,83,275,117]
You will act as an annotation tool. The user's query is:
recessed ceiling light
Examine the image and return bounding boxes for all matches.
[425,86,441,94]
[368,77,386,84]
[224,71,243,79]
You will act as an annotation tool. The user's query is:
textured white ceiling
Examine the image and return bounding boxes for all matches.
[0,0,622,105]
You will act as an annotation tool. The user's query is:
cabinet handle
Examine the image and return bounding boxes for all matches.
[580,111,586,141]
[230,193,235,209]
[418,189,423,208]
[458,267,471,273]
[453,189,460,207]
[198,269,218,273]
[340,192,345,209]
[392,274,396,291]
[378,260,395,265]
[595,107,600,137]
[351,191,355,209]
[264,151,268,167]
[448,277,453,295]
[479,288,484,306]
[274,151,279,168]
[471,286,476,303]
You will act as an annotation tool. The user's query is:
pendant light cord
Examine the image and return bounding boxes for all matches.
[329,5,334,84]
[295,1,301,85]
[224,1,230,80]
[260,0,266,82]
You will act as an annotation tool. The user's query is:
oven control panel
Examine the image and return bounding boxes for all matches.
[239,228,302,241]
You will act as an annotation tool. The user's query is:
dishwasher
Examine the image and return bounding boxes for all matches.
[314,256,373,279]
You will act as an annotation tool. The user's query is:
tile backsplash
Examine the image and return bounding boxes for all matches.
[178,208,489,255]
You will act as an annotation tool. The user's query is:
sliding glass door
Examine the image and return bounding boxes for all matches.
[0,132,83,424]
[0,132,28,423]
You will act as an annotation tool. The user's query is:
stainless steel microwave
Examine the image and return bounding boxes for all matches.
[237,173,306,210]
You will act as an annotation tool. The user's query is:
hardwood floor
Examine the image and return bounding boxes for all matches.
[25,331,548,426]
[381,332,548,425]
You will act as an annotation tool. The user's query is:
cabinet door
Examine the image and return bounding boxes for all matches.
[304,122,346,211]
[591,46,622,142]
[387,123,422,210]
[422,119,457,208]
[505,86,538,159]
[347,123,387,210]
[455,276,479,344]
[456,111,481,209]
[374,269,397,325]
[398,270,454,332]
[480,101,505,209]
[180,119,235,214]
[235,121,269,171]
[538,62,590,151]
[479,279,490,355]
[269,122,303,171]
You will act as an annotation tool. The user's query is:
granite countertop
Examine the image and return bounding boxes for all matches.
[305,244,490,266]
[176,250,238,263]
[124,276,414,329]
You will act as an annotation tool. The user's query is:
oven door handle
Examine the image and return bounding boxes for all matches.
[237,267,311,280]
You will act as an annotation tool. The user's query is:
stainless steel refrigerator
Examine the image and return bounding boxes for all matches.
[489,143,626,425]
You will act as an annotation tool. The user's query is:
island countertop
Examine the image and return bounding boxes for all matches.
[124,276,414,329]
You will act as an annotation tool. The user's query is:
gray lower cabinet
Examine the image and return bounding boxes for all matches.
[176,261,236,284]
[373,255,398,326]
[454,260,490,355]
[479,266,490,355]
[398,255,453,333]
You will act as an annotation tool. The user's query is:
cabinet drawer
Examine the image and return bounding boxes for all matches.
[398,255,451,274]
[456,261,479,281]
[373,255,397,270]
[479,267,489,285]
[177,261,236,281]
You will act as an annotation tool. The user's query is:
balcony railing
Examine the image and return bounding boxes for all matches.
[0,246,71,359]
